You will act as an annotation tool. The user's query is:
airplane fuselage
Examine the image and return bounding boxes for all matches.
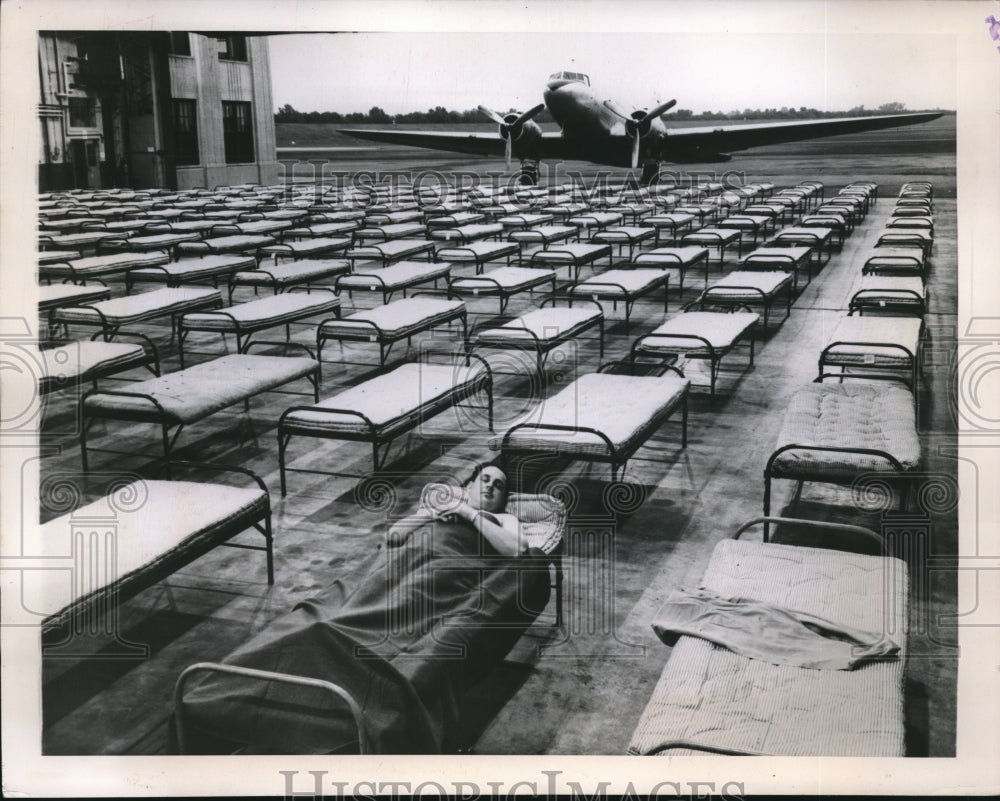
[542,74,668,168]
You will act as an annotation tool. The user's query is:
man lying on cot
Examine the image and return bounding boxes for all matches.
[175,465,554,755]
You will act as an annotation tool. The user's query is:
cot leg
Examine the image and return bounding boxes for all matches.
[763,474,772,541]
[278,432,289,497]
[80,417,92,473]
[681,394,688,447]
[264,513,275,585]
[555,558,564,628]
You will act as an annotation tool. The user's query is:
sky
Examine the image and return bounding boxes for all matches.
[267,30,956,116]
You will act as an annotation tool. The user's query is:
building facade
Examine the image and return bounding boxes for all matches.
[37,31,279,191]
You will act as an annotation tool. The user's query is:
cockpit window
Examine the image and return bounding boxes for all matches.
[548,71,590,86]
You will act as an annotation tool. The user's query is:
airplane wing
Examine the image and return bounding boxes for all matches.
[662,112,944,160]
[336,128,568,159]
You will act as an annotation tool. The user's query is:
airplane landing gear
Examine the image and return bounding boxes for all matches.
[640,160,661,186]
[517,159,540,186]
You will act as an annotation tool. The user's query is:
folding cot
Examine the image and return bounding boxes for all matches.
[38,283,111,334]
[227,258,352,300]
[696,270,793,329]
[316,297,467,366]
[38,231,123,255]
[633,247,711,294]
[172,484,566,754]
[589,226,656,260]
[354,223,429,243]
[885,216,934,238]
[79,350,321,470]
[336,260,452,304]
[102,232,206,260]
[38,249,81,265]
[629,310,758,395]
[260,209,310,223]
[799,213,848,248]
[211,220,292,238]
[875,228,934,258]
[39,216,102,233]
[891,205,932,218]
[818,315,923,392]
[37,464,275,643]
[277,354,494,488]
[497,212,556,233]
[145,220,220,236]
[507,225,578,254]
[36,335,160,396]
[680,227,743,264]
[496,366,690,480]
[345,239,436,268]
[740,246,815,291]
[862,247,927,281]
[52,287,223,342]
[763,376,921,526]
[566,211,624,237]
[528,243,614,281]
[282,221,360,239]
[601,202,656,225]
[627,519,908,756]
[849,275,926,317]
[424,211,486,229]
[817,201,861,231]
[38,251,171,284]
[258,237,352,262]
[363,210,423,225]
[767,226,835,267]
[434,240,521,273]
[426,223,504,244]
[541,202,589,221]
[447,265,557,313]
[466,300,605,376]
[178,289,342,366]
[176,234,276,257]
[125,254,256,292]
[567,268,670,334]
[713,214,774,246]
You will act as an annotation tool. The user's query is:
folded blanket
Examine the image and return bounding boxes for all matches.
[651,587,899,670]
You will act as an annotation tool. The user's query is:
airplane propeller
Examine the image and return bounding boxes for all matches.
[478,103,546,168]
[603,98,677,168]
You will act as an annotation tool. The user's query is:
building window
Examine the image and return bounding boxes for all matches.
[216,35,248,62]
[222,101,254,163]
[172,99,199,165]
[168,32,192,56]
[68,96,96,127]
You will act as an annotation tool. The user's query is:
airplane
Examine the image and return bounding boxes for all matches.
[339,70,944,184]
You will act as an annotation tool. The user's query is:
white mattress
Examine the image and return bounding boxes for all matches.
[570,268,666,296]
[636,311,759,354]
[473,307,602,344]
[634,247,710,267]
[449,266,555,294]
[38,340,148,383]
[83,354,318,423]
[705,270,791,298]
[742,246,812,264]
[336,261,450,291]
[319,297,464,339]
[497,372,689,456]
[178,235,275,252]
[29,481,265,621]
[40,251,170,277]
[435,241,519,259]
[823,316,922,366]
[530,243,611,262]
[232,258,350,285]
[37,284,110,309]
[628,538,907,756]
[772,380,920,477]
[53,287,221,325]
[591,226,656,241]
[281,362,486,434]
[181,292,341,331]
[347,239,434,258]
[260,237,350,255]
[128,254,256,280]
[427,224,503,241]
[853,275,925,304]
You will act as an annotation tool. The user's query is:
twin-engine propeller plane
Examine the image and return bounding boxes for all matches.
[340,70,943,184]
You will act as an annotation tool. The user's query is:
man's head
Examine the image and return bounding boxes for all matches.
[466,465,509,514]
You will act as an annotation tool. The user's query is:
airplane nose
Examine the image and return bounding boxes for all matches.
[546,78,573,91]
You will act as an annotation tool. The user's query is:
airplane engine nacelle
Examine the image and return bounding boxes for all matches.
[500,114,543,158]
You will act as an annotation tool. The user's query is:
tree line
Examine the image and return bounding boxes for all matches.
[275,101,948,125]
